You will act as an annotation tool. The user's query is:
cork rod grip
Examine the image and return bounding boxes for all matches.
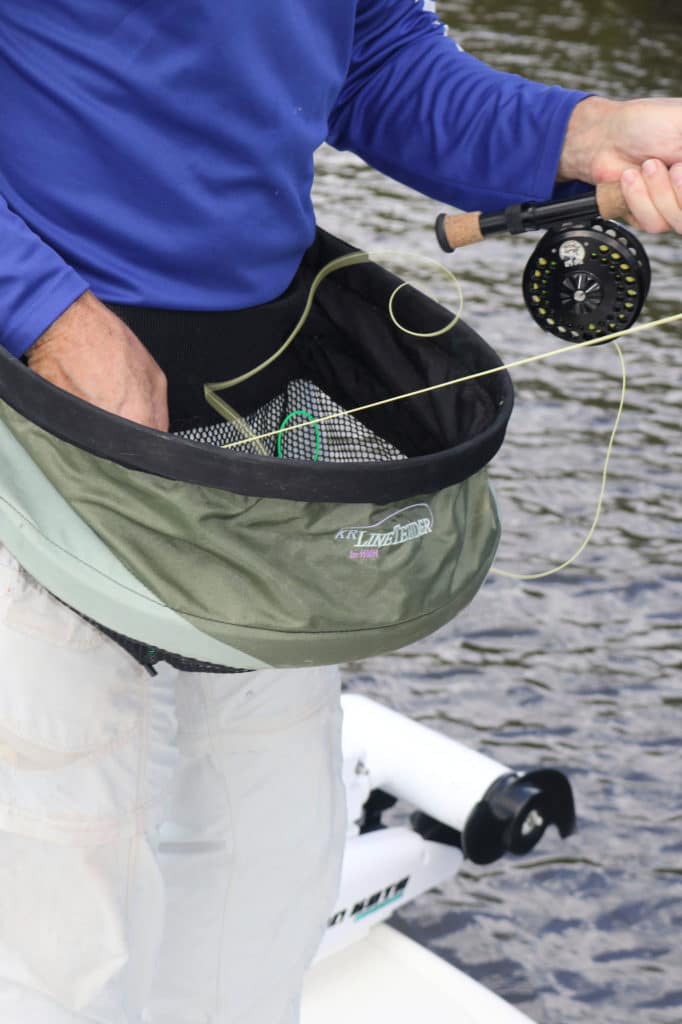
[434,211,483,251]
[594,181,629,221]
[437,181,629,252]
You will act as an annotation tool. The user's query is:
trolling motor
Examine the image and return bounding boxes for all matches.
[435,182,651,341]
[314,694,576,963]
[340,694,575,862]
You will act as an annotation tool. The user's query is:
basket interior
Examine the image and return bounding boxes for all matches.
[111,234,509,467]
[178,377,407,462]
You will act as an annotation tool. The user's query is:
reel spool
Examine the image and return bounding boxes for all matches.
[522,217,650,342]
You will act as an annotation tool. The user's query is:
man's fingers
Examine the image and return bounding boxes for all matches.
[671,161,682,214]
[620,160,682,234]
[641,158,682,232]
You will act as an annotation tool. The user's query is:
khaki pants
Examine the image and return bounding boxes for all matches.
[0,546,346,1023]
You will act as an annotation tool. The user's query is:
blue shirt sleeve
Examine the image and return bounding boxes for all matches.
[327,0,591,211]
[0,193,89,358]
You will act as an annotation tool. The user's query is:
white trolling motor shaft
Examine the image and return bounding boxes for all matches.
[342,694,506,829]
[341,694,575,864]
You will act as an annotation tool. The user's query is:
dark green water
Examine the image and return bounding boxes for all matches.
[313,3,681,1021]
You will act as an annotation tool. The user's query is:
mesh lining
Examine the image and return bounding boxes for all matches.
[178,378,407,462]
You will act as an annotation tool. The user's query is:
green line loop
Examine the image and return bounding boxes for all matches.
[276,408,321,461]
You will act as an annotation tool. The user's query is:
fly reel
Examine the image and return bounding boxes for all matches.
[435,186,652,342]
[522,217,650,342]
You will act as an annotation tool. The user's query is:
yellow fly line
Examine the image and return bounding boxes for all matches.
[203,248,464,425]
[202,245,680,580]
[215,312,682,451]
[490,340,627,580]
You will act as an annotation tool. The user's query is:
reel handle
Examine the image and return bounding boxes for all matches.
[436,182,629,252]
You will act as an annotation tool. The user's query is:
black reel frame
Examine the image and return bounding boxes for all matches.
[522,217,650,342]
[435,189,651,342]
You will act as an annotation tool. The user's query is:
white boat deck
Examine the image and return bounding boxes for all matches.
[302,924,536,1024]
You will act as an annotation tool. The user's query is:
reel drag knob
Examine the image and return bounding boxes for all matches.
[522,217,650,342]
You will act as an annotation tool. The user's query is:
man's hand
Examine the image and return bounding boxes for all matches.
[27,291,169,430]
[558,96,682,234]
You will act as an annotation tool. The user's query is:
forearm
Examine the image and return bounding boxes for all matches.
[558,96,637,183]
[27,291,169,430]
[0,196,167,427]
[328,0,590,210]
[0,193,88,357]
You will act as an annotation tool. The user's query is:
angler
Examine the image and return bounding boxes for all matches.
[0,3,680,1024]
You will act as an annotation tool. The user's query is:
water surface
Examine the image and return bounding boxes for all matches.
[313,4,681,1021]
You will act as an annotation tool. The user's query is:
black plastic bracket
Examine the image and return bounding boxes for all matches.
[461,769,576,865]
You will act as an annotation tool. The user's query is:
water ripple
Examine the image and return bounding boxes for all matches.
[318,3,681,1018]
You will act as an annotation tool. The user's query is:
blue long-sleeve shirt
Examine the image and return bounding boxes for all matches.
[0,1,588,357]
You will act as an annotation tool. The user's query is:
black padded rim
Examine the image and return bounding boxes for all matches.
[0,344,512,504]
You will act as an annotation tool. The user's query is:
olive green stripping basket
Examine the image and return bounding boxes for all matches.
[0,232,512,671]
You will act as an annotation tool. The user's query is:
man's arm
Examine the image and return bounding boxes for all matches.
[0,195,168,430]
[328,0,591,210]
[328,0,682,234]
[0,194,88,357]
